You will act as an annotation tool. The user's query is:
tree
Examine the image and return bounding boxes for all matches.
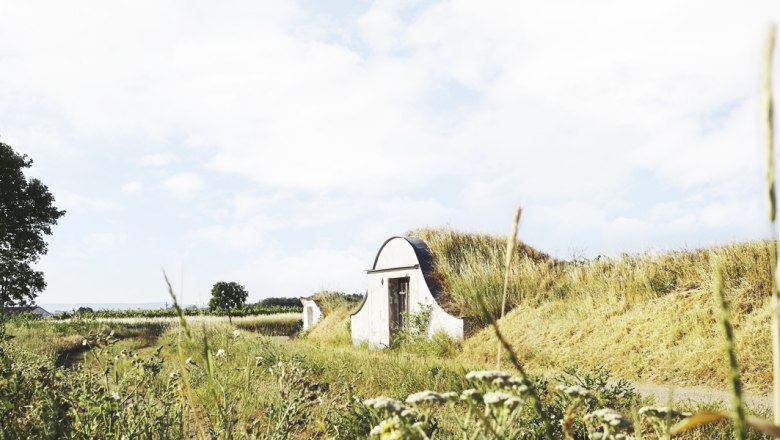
[208,281,248,321]
[0,141,65,307]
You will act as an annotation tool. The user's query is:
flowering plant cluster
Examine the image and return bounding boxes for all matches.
[360,367,698,440]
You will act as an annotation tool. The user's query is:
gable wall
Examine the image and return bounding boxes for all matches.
[351,237,463,347]
[300,299,322,329]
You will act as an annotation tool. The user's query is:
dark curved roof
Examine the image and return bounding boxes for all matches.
[371,236,434,273]
[350,290,369,316]
[352,236,448,317]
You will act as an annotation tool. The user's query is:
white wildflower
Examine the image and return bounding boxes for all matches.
[370,416,401,437]
[492,376,531,393]
[400,408,420,421]
[460,388,483,403]
[82,339,88,346]
[466,370,510,382]
[364,397,406,414]
[233,329,240,338]
[557,384,592,399]
[110,391,120,400]
[405,390,457,405]
[585,408,633,431]
[216,349,225,357]
[185,357,193,365]
[503,396,523,410]
[483,391,516,405]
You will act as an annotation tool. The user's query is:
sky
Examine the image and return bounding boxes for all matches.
[1,0,779,306]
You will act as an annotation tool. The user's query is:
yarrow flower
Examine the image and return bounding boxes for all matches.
[405,390,457,406]
[584,408,633,432]
[364,397,406,414]
[370,416,402,439]
[493,376,532,394]
[466,370,511,382]
[503,396,523,410]
[556,384,592,399]
[110,391,120,400]
[483,391,520,406]
[460,388,483,403]
[216,349,226,357]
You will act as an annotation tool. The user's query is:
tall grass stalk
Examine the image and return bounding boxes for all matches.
[713,258,747,440]
[496,207,522,369]
[478,208,554,438]
[762,22,780,426]
[164,271,207,440]
[476,293,554,438]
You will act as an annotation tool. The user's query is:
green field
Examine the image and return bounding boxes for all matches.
[1,235,777,439]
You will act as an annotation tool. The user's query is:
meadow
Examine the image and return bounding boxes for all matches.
[0,236,777,439]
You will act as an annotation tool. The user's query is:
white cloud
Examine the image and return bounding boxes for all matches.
[3,0,779,304]
[121,180,143,194]
[140,153,179,167]
[161,173,203,200]
[55,190,119,213]
[233,247,369,298]
[3,0,776,199]
[86,232,126,252]
[193,214,282,248]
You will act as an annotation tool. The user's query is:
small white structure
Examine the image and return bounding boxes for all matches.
[351,236,464,347]
[300,298,323,330]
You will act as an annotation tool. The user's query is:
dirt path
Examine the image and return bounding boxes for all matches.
[633,382,773,410]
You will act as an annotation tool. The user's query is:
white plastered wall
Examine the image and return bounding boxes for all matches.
[300,299,322,329]
[351,237,464,347]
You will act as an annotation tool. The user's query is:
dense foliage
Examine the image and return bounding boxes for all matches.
[257,297,305,308]
[50,304,301,320]
[208,281,248,313]
[0,141,65,307]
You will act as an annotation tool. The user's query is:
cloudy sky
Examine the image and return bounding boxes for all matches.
[1,0,779,306]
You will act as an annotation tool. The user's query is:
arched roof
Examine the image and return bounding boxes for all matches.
[351,235,460,317]
[370,236,445,299]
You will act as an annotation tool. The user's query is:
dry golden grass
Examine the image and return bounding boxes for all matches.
[305,302,355,345]
[401,227,775,389]
[462,287,772,389]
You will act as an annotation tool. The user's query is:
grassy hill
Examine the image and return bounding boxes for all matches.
[303,291,363,345]
[407,227,773,388]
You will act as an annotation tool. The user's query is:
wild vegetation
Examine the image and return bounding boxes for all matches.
[51,305,302,320]
[409,227,774,390]
[1,302,774,439]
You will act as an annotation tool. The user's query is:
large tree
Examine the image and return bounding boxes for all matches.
[209,281,248,321]
[0,141,65,306]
